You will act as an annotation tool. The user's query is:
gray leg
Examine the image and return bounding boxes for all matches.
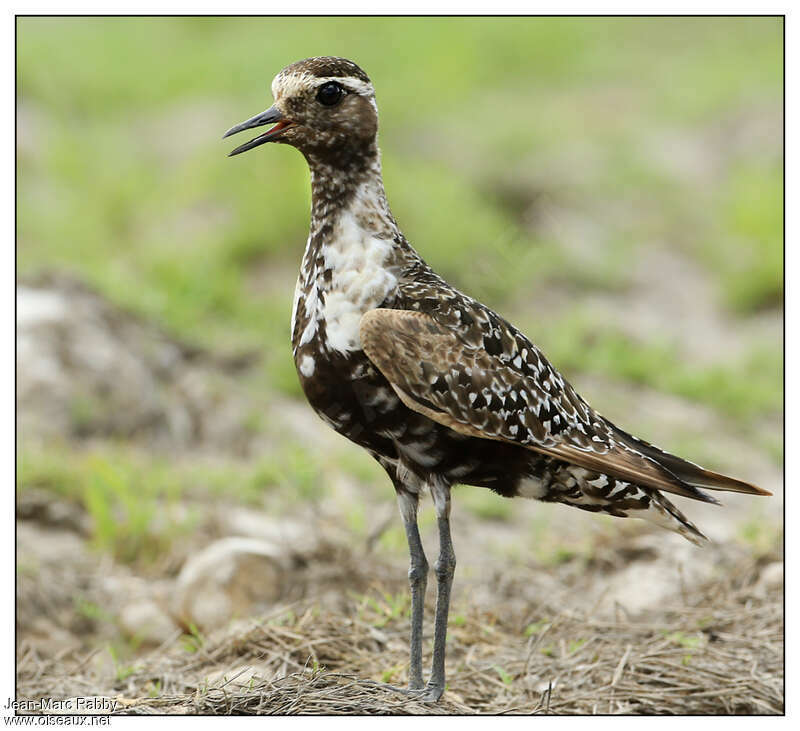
[424,482,456,702]
[397,489,428,690]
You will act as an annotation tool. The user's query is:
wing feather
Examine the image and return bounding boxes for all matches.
[360,308,725,502]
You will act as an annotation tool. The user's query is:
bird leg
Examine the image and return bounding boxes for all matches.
[397,488,428,690]
[424,482,456,702]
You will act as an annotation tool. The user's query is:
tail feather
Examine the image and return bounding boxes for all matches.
[609,427,772,497]
[643,490,709,546]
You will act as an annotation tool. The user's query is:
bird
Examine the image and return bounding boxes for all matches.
[223,56,771,702]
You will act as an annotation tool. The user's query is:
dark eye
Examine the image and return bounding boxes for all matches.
[316,82,345,107]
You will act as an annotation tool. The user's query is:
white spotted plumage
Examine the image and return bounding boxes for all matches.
[299,354,315,377]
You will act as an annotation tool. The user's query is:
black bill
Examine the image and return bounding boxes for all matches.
[223,105,291,156]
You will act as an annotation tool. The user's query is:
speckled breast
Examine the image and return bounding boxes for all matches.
[294,333,407,458]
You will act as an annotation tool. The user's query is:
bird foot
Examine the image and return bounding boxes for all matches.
[368,681,444,702]
[370,681,422,696]
[419,683,444,702]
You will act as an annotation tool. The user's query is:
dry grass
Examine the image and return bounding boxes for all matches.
[17,554,782,715]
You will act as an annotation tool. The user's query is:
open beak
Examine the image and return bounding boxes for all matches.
[223,105,292,156]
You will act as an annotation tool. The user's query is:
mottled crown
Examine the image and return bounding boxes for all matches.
[281,56,371,83]
[271,56,375,105]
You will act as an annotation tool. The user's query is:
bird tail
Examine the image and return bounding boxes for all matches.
[609,426,771,498]
[640,489,709,546]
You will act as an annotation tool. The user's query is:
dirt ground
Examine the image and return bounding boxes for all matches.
[16,275,783,715]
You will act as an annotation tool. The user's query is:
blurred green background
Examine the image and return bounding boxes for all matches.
[17,17,783,562]
[17,16,783,393]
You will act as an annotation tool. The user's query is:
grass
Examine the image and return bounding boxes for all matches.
[18,433,460,568]
[712,159,784,311]
[524,620,549,637]
[360,591,410,628]
[458,487,514,522]
[531,313,783,422]
[15,439,346,565]
[738,514,782,556]
[18,444,193,564]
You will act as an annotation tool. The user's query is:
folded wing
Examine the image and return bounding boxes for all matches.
[360,308,769,501]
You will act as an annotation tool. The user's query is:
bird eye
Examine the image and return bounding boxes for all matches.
[316,82,345,107]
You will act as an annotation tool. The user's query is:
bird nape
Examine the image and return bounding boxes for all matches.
[224,56,771,703]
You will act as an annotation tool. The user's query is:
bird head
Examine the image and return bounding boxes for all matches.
[223,56,378,164]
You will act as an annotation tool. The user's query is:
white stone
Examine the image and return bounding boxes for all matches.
[172,537,286,630]
[119,599,180,646]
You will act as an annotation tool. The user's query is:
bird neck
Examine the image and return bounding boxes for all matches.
[293,144,409,355]
[303,142,408,271]
[306,141,392,232]
[299,141,420,300]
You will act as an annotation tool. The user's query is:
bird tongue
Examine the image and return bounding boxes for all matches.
[258,119,292,139]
